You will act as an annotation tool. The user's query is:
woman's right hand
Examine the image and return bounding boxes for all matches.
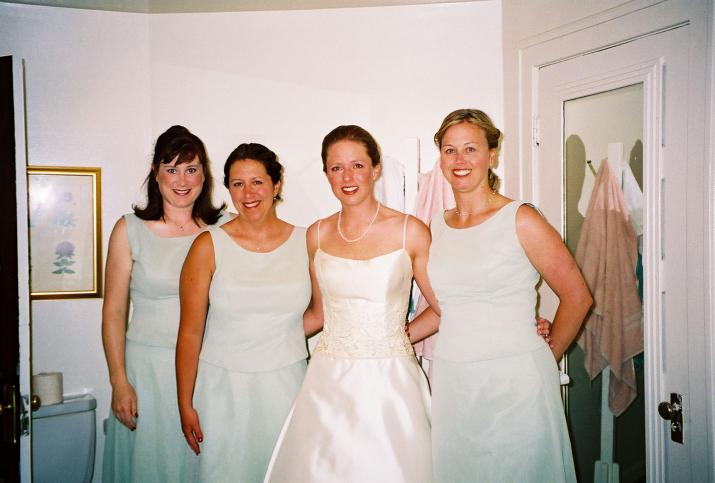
[111,380,138,430]
[180,406,203,455]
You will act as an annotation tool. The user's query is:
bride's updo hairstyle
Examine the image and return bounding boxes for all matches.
[434,109,502,191]
[321,125,382,172]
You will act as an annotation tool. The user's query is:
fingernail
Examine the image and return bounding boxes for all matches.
[198,437,203,442]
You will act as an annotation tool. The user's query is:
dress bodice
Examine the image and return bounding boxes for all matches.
[124,212,230,348]
[428,201,544,361]
[199,226,311,372]
[313,248,415,358]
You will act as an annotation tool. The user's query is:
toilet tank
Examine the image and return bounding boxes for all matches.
[32,394,97,483]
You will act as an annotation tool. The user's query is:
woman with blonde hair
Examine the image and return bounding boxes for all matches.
[409,109,591,482]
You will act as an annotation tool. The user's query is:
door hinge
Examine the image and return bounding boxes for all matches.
[532,117,541,147]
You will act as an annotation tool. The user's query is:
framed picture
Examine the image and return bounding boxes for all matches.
[28,166,102,299]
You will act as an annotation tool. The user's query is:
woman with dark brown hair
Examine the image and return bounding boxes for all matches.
[102,126,228,483]
[176,143,312,482]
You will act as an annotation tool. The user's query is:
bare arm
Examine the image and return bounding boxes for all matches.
[406,216,439,314]
[101,217,136,430]
[517,205,593,360]
[303,222,325,338]
[405,216,442,343]
[176,231,215,454]
[408,306,440,344]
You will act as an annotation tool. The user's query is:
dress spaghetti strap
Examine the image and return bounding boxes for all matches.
[402,214,409,250]
[317,219,322,250]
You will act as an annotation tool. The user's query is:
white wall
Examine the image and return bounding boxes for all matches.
[148,3,503,226]
[0,4,152,482]
[1,1,503,481]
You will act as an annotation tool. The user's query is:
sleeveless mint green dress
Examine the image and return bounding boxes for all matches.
[103,213,230,483]
[192,226,311,483]
[428,201,576,483]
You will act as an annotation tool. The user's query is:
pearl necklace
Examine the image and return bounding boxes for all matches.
[337,202,381,243]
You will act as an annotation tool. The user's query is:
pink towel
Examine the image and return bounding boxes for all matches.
[575,160,643,416]
[412,165,454,360]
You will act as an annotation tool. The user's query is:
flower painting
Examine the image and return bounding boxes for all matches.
[28,167,102,299]
[53,241,76,274]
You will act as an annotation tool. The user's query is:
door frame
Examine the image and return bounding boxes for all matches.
[13,56,32,483]
[510,0,713,480]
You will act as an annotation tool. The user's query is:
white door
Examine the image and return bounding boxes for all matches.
[534,25,708,481]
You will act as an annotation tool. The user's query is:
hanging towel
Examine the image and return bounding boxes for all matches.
[575,159,643,416]
[411,164,454,360]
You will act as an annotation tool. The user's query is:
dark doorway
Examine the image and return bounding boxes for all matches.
[0,55,21,483]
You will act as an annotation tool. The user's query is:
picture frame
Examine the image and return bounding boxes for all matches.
[28,166,102,299]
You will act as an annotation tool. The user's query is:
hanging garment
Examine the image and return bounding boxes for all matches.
[374,155,406,211]
[579,160,643,241]
[411,164,454,360]
[575,159,643,416]
[621,164,643,238]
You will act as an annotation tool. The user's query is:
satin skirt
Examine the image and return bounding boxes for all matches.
[264,353,432,483]
[193,359,306,483]
[103,341,197,483]
[431,345,576,483]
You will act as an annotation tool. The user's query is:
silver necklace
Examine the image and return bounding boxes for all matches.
[454,190,496,216]
[337,202,381,243]
[164,216,191,231]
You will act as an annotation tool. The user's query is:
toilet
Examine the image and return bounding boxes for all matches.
[31,394,97,483]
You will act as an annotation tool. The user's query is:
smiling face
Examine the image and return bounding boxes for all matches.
[439,122,496,194]
[155,155,205,210]
[324,140,381,206]
[227,158,280,220]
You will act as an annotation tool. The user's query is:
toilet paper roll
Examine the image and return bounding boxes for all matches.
[33,372,63,406]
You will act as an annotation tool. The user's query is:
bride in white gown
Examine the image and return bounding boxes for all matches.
[264,125,438,483]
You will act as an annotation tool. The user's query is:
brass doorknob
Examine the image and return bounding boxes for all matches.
[31,394,41,411]
[658,401,675,419]
[0,401,12,416]
[658,398,682,420]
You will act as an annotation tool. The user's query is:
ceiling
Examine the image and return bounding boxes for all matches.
[1,0,476,13]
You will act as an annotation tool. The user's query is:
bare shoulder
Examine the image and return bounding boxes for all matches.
[515,203,561,248]
[107,217,131,258]
[306,218,321,238]
[307,213,336,252]
[191,231,214,253]
[516,203,550,231]
[183,232,216,276]
[110,216,128,239]
[406,214,430,239]
[405,215,430,259]
[306,219,321,251]
[307,213,336,238]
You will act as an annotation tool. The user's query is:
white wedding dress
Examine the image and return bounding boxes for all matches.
[264,222,432,483]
